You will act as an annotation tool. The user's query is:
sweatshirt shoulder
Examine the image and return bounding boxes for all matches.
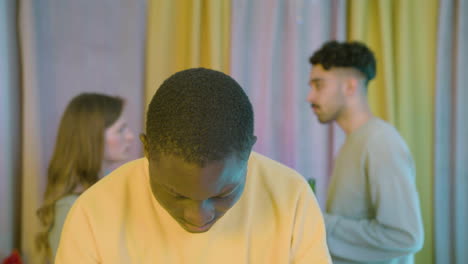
[77,158,148,204]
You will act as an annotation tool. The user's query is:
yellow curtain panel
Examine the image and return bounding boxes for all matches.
[145,0,231,107]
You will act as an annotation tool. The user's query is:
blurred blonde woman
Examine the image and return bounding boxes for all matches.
[36,93,134,262]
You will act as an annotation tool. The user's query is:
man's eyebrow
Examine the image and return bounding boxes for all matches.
[162,183,238,198]
[308,78,323,84]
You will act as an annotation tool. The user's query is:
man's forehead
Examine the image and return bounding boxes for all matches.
[148,154,246,197]
[155,170,243,201]
[310,64,328,76]
[309,67,330,83]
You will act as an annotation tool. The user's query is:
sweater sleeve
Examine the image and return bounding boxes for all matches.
[324,130,424,262]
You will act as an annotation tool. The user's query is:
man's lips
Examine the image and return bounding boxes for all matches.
[178,217,215,232]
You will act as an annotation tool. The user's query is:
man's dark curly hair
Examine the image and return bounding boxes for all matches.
[309,41,376,84]
[146,68,255,165]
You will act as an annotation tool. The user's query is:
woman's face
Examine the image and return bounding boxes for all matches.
[104,115,135,163]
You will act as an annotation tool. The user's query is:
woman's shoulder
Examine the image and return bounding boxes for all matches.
[56,194,79,207]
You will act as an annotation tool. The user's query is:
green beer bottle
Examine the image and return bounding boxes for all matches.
[307,178,316,193]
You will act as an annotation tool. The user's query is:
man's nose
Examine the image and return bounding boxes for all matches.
[307,88,316,103]
[183,200,215,227]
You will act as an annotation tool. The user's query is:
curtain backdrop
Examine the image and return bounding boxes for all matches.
[1,1,466,263]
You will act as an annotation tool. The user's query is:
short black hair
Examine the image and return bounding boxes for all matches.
[146,68,255,165]
[309,41,376,83]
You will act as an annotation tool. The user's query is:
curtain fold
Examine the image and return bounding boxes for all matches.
[144,0,231,106]
[0,0,20,259]
[230,0,347,206]
[18,0,147,262]
[434,0,468,263]
[347,1,438,263]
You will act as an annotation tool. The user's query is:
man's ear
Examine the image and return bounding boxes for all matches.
[345,78,359,96]
[251,136,258,146]
[140,133,149,158]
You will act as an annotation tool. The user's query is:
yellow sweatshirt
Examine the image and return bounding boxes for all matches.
[56,152,331,263]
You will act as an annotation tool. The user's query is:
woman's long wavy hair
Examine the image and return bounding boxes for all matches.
[36,93,123,262]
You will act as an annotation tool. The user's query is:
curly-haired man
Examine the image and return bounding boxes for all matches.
[307,41,424,264]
